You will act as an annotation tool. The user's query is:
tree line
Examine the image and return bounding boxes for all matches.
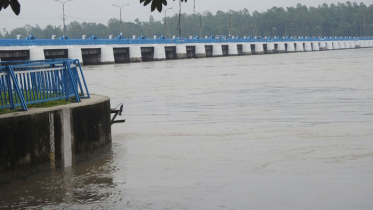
[1,1,372,39]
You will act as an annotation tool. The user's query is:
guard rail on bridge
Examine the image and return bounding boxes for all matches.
[1,37,372,47]
[0,59,90,111]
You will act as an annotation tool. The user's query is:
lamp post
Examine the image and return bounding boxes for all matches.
[112,4,129,35]
[55,0,73,36]
[228,13,232,37]
[164,7,173,37]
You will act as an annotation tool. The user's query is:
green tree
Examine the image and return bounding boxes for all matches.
[67,21,84,38]
[108,19,121,37]
[27,25,44,39]
[2,2,373,39]
[43,25,63,38]
[5,27,27,39]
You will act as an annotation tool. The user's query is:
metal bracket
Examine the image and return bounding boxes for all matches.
[111,103,125,125]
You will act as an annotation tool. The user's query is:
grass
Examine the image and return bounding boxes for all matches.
[0,95,72,115]
[0,88,85,115]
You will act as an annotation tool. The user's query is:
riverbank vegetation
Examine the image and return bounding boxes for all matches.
[0,2,372,39]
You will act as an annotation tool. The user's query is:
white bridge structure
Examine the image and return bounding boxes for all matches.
[0,37,372,65]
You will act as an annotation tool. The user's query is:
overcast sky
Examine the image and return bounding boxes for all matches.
[1,0,373,32]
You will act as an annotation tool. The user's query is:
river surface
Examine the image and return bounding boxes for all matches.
[1,49,373,210]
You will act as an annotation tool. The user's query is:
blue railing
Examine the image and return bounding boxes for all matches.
[0,59,90,111]
[0,36,372,47]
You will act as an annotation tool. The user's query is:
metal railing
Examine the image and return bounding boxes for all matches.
[0,59,90,111]
[1,37,372,47]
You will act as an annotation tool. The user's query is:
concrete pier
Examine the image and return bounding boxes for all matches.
[326,42,333,50]
[68,47,83,64]
[129,46,142,62]
[304,42,312,52]
[228,43,238,55]
[287,42,295,52]
[176,44,187,59]
[345,41,351,49]
[266,43,275,53]
[339,41,346,49]
[0,95,112,185]
[332,41,340,50]
[30,47,45,60]
[242,43,252,55]
[277,42,286,53]
[312,42,320,51]
[154,45,166,61]
[360,41,365,48]
[255,43,264,54]
[213,44,223,57]
[350,41,355,48]
[101,46,115,64]
[295,42,304,52]
[195,44,206,58]
[320,42,327,51]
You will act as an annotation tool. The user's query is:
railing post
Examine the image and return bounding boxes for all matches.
[74,59,90,98]
[64,61,81,102]
[6,66,28,111]
[6,67,15,110]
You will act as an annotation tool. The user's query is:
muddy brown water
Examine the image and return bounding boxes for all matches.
[1,49,373,210]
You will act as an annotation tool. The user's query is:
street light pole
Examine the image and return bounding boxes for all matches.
[164,7,173,37]
[112,4,129,35]
[228,13,231,37]
[55,0,73,36]
[199,14,202,37]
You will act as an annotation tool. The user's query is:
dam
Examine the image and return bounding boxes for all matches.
[1,37,372,65]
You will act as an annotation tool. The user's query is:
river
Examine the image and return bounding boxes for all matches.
[1,49,373,210]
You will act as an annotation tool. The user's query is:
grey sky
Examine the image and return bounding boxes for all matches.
[1,0,373,32]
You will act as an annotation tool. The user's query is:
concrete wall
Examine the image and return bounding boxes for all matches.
[0,95,112,185]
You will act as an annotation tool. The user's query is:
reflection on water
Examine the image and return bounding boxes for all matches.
[0,144,123,209]
[1,49,373,210]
